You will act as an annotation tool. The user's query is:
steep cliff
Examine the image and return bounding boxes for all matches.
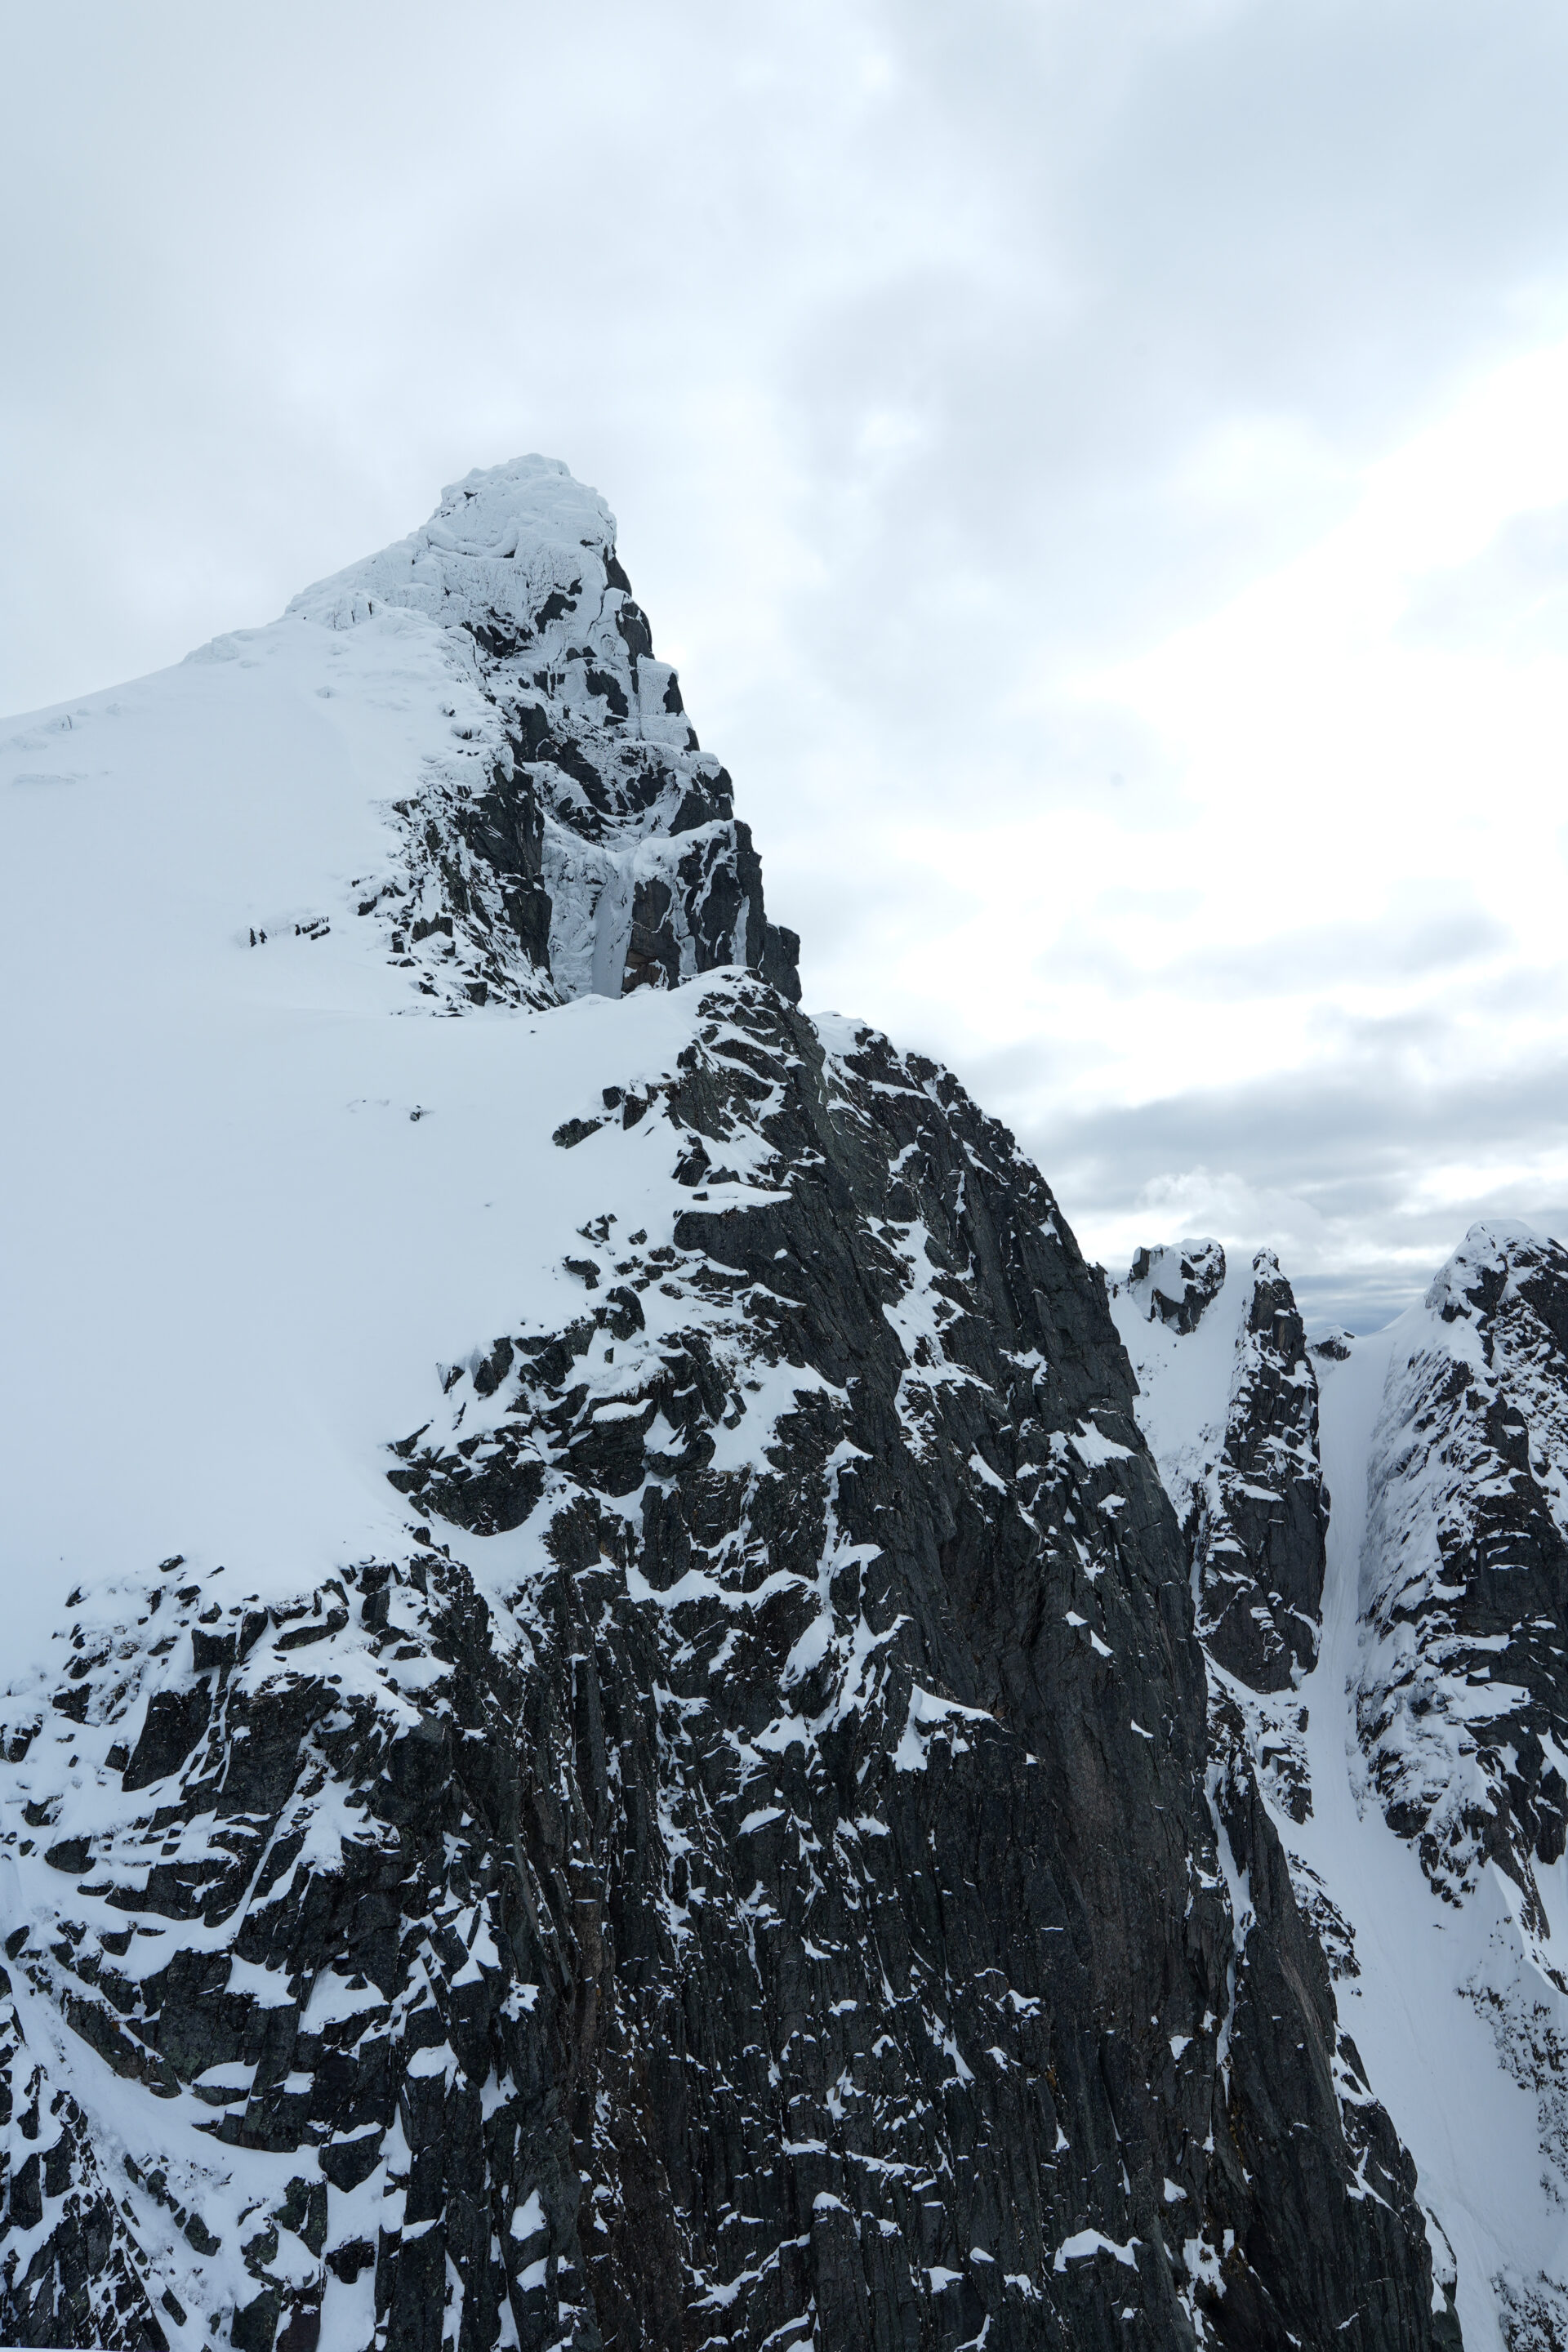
[1111,1245,1328,1695]
[0,461,1456,2351]
[1116,1225,1568,2350]
[1357,1223,1568,1909]
[286,453,800,1014]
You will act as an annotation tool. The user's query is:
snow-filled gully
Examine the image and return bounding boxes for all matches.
[1116,1233,1568,2351]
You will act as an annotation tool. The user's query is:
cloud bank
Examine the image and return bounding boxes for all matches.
[6,0,1568,1323]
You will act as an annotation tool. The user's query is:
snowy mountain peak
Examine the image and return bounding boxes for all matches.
[288,455,618,645]
[1124,1236,1227,1332]
[1423,1215,1561,1326]
[11,459,1564,2350]
[280,455,801,1013]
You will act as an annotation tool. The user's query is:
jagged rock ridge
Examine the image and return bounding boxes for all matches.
[283,455,800,1013]
[0,461,1467,2352]
[1358,1223,1568,1912]
[1114,1221,1568,2349]
[1111,1243,1329,1695]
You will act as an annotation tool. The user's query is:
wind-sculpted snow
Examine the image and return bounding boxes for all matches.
[1,461,1456,2351]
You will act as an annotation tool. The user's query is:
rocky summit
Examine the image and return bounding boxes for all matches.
[0,457,1561,2352]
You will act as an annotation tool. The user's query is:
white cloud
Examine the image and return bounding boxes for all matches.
[6,0,1568,1322]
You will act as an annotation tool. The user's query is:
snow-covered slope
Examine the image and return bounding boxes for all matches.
[0,460,1463,2352]
[1114,1227,1568,2351]
[1,458,795,1646]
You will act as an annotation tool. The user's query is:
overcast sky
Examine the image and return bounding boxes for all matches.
[7,0,1568,1327]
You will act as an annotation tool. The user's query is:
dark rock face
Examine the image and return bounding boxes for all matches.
[1,979,1446,2351]
[1111,1245,1330,1697]
[1205,1699,1459,2350]
[0,458,1463,2349]
[395,606,800,1014]
[1359,1224,1568,1918]
[1194,1252,1330,1693]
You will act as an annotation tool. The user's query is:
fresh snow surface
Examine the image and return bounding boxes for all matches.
[0,594,750,1659]
[290,457,626,662]
[1107,1241,1250,1531]
[1117,1238,1568,2350]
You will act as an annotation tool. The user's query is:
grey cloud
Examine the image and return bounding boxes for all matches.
[1003,1053,1568,1329]
[769,1,1568,708]
[9,0,1568,732]
[1031,900,1512,1009]
[1030,1057,1568,1196]
[1196,908,1512,998]
[6,0,1567,1338]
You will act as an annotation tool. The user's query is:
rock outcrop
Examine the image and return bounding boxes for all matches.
[0,986,1450,2352]
[287,456,800,1014]
[1110,1245,1329,1693]
[0,461,1462,2351]
[1194,1252,1329,1693]
[1358,1223,1568,1914]
[1125,1241,1227,1338]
